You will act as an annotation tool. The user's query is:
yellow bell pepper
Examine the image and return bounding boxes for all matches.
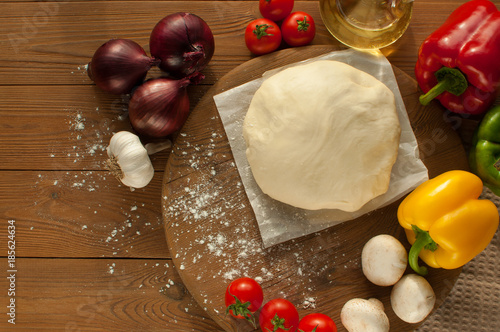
[397,170,499,275]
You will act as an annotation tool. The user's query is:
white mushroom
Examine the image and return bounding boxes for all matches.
[340,298,390,332]
[391,274,436,323]
[361,234,408,286]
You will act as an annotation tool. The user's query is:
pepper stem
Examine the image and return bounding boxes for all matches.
[408,225,438,276]
[419,67,468,106]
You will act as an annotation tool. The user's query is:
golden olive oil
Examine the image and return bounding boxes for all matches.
[320,0,413,49]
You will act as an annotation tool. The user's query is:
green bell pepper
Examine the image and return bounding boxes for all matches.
[469,105,500,195]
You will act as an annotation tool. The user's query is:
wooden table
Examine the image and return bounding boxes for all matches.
[0,1,496,331]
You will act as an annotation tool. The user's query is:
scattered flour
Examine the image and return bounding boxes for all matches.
[35,102,164,261]
[62,103,127,166]
[161,130,356,316]
[108,262,115,275]
[302,297,317,309]
[45,100,351,317]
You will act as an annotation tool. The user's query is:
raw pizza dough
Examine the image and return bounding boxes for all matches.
[242,60,401,212]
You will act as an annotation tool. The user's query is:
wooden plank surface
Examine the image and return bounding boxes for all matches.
[0,258,221,331]
[0,170,169,258]
[0,1,468,86]
[0,85,213,170]
[0,0,497,331]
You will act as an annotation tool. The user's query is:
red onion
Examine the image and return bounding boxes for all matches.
[149,12,215,79]
[128,77,191,138]
[88,39,160,95]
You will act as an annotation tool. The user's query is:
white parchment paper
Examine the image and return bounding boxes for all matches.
[213,49,429,248]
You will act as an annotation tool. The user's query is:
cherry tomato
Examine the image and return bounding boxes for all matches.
[281,11,316,47]
[245,18,282,55]
[298,313,337,332]
[259,298,300,332]
[225,277,263,326]
[259,0,295,22]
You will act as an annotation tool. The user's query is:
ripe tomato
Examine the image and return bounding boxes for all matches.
[245,18,282,55]
[259,298,300,332]
[298,313,337,332]
[225,278,263,326]
[281,11,316,47]
[259,0,295,22]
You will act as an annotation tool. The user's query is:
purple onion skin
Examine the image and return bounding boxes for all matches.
[150,13,215,79]
[88,39,159,95]
[128,78,191,138]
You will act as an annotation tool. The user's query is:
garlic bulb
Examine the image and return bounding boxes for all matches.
[106,131,170,189]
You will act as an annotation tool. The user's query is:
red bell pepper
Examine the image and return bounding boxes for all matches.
[415,0,500,115]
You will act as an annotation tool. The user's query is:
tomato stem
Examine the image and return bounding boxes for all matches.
[253,24,275,39]
[225,289,257,328]
[296,16,310,31]
[266,313,290,332]
[298,325,318,332]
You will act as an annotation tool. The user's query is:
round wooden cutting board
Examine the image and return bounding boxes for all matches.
[162,46,468,331]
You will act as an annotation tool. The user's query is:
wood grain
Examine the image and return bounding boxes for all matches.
[162,46,468,331]
[0,1,476,85]
[0,258,221,331]
[0,170,169,258]
[0,85,214,171]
